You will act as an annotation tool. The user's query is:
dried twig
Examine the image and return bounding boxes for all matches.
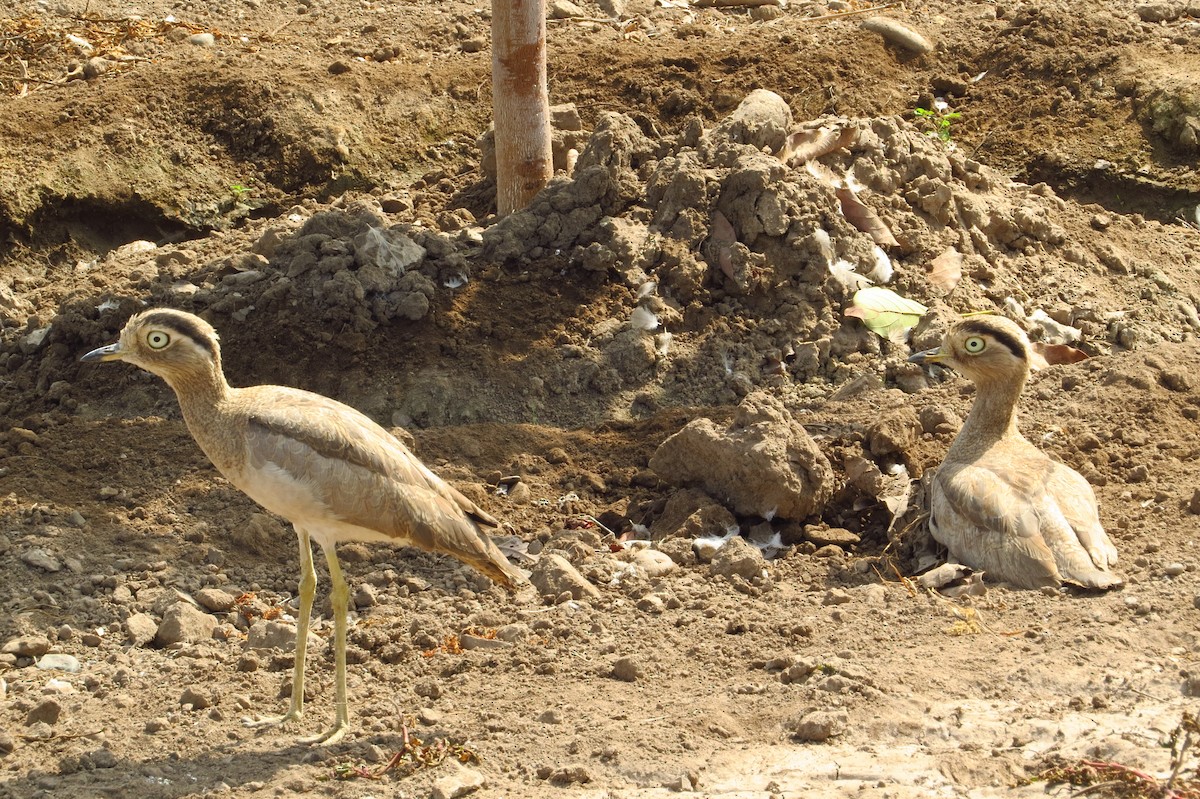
[797,2,901,23]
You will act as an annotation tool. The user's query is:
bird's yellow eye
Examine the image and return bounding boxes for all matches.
[146,331,171,350]
[963,336,986,354]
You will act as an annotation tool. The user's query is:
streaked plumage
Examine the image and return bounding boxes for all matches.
[909,316,1122,590]
[82,309,524,743]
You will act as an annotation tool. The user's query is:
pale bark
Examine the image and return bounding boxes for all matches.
[491,0,553,216]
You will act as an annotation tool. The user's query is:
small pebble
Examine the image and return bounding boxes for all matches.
[3,635,51,658]
[188,32,216,47]
[26,699,62,726]
[1164,562,1186,577]
[19,549,62,573]
[611,656,641,682]
[180,686,215,710]
[36,654,81,673]
[145,717,170,733]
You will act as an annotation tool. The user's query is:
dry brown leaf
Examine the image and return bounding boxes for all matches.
[835,186,899,247]
[1030,341,1089,370]
[780,126,857,166]
[709,210,737,281]
[927,247,963,292]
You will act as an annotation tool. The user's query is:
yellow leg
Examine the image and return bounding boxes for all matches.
[300,541,350,745]
[244,528,315,732]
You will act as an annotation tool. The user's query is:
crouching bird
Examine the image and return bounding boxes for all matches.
[82,308,525,744]
[909,316,1122,590]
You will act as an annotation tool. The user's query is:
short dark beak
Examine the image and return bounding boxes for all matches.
[80,342,124,363]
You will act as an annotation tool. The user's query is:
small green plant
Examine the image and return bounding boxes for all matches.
[229,182,253,198]
[914,105,962,143]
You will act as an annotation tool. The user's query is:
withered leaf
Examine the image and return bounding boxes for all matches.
[927,247,963,292]
[1030,341,1089,370]
[780,126,858,166]
[709,210,737,282]
[835,186,899,248]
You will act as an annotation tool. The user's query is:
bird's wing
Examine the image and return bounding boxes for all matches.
[1045,460,1120,570]
[932,460,1061,588]
[243,387,498,526]
[237,388,521,588]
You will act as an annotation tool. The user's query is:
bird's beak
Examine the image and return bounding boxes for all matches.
[80,342,125,363]
[908,347,948,365]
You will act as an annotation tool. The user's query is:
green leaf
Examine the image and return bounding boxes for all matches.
[844,287,928,339]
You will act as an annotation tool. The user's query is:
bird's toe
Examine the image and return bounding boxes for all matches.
[299,721,349,746]
[242,708,303,730]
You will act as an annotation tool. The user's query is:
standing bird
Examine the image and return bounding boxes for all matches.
[82,308,525,744]
[909,316,1122,590]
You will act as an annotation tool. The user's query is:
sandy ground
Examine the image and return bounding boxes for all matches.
[2,0,1200,797]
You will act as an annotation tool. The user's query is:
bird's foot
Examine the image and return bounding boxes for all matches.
[298,719,349,746]
[241,707,303,731]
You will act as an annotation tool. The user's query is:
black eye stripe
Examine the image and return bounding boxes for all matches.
[959,321,1027,361]
[139,312,217,359]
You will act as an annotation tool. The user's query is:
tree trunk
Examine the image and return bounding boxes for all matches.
[491,0,552,216]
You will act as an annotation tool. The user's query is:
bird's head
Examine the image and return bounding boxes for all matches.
[909,315,1032,385]
[81,308,222,383]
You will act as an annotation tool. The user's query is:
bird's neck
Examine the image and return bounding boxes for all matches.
[947,374,1026,460]
[163,366,233,428]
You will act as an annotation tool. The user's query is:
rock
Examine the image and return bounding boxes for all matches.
[529,553,601,601]
[709,536,764,580]
[611,656,642,682]
[36,654,81,673]
[803,525,861,547]
[545,765,593,785]
[1136,2,1182,21]
[2,635,51,657]
[180,685,215,710]
[784,709,849,742]
[19,548,62,572]
[630,548,677,577]
[353,582,379,609]
[652,489,737,539]
[655,537,697,566]
[1164,562,1186,576]
[156,603,218,646]
[706,89,793,154]
[144,717,170,733]
[187,32,216,46]
[126,613,159,646]
[866,409,920,460]
[0,730,12,755]
[595,0,624,16]
[460,633,512,651]
[23,722,53,740]
[549,0,586,18]
[25,698,63,726]
[650,392,834,521]
[496,623,530,643]
[415,679,442,699]
[636,594,665,614]
[195,588,236,613]
[245,619,324,653]
[823,588,852,606]
[431,764,487,799]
